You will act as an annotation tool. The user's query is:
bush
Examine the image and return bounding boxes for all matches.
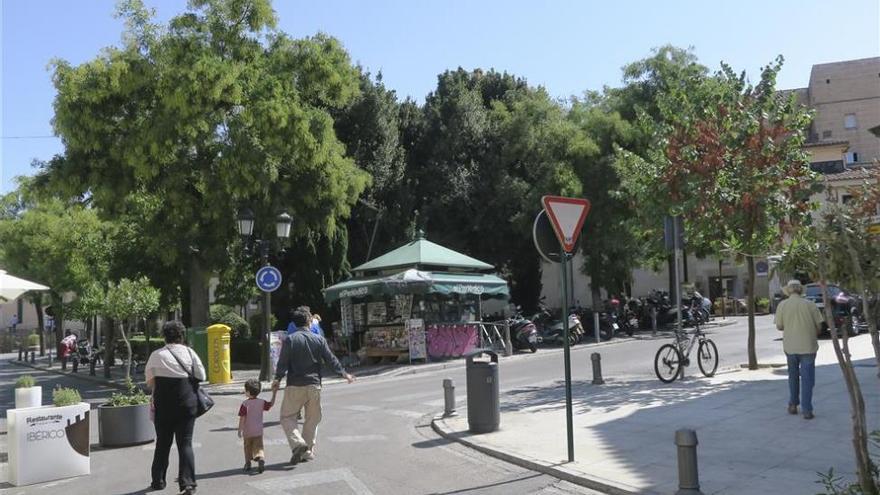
[756,297,770,311]
[231,339,262,365]
[53,386,82,406]
[210,304,250,339]
[16,375,36,388]
[127,335,165,359]
[248,313,279,335]
[26,333,39,348]
[106,378,150,407]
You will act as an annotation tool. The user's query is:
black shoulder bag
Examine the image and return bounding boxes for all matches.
[167,347,214,417]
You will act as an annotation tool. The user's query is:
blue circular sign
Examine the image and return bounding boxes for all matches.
[256,265,282,292]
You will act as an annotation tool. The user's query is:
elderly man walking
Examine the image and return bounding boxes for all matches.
[272,306,354,464]
[775,279,824,420]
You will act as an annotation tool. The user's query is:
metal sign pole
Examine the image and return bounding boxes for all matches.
[673,217,684,380]
[561,253,574,462]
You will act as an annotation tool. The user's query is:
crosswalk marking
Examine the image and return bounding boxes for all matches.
[327,434,388,443]
[386,409,423,419]
[141,442,202,451]
[248,467,373,494]
[380,390,438,402]
[343,405,378,412]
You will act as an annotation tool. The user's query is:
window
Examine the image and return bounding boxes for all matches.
[842,194,854,205]
[822,130,833,139]
[844,113,857,129]
[845,151,859,164]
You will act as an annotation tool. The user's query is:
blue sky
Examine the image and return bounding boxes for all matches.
[2,0,878,193]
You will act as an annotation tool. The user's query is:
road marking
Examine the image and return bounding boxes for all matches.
[422,398,467,408]
[248,467,373,494]
[343,405,378,412]
[380,390,438,402]
[386,409,423,419]
[327,434,387,443]
[142,442,202,451]
[237,437,289,446]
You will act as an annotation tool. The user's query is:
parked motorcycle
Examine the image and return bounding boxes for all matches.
[508,315,540,352]
[539,311,584,346]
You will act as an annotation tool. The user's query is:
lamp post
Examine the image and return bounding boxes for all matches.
[237,208,293,381]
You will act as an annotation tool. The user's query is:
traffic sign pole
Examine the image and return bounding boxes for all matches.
[561,253,574,463]
[539,195,592,465]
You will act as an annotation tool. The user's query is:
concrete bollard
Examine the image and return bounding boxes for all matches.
[591,352,605,385]
[48,349,53,368]
[651,307,658,336]
[443,378,457,417]
[675,429,704,495]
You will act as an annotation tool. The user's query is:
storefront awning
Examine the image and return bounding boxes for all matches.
[323,269,509,304]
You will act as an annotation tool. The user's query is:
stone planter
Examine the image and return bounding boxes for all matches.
[14,386,42,409]
[98,403,154,448]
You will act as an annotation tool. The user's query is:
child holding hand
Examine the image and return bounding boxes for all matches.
[238,378,277,473]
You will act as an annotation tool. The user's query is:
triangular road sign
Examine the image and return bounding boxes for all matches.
[541,195,591,253]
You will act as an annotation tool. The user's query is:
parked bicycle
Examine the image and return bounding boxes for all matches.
[653,317,718,383]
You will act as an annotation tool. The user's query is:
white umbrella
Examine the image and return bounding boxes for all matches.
[0,270,50,301]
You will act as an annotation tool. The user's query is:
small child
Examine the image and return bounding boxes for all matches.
[238,378,277,473]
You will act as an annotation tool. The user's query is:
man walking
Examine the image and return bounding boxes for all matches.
[774,279,824,420]
[273,306,354,464]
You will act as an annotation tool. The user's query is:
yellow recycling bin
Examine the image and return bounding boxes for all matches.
[206,324,232,384]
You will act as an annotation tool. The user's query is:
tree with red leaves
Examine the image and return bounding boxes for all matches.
[617,56,817,370]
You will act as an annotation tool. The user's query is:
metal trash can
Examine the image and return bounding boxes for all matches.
[466,350,500,433]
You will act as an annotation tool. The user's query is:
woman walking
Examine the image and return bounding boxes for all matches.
[145,321,206,494]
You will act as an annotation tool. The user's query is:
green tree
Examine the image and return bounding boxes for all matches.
[617,56,816,369]
[0,195,114,353]
[103,277,161,382]
[37,0,368,326]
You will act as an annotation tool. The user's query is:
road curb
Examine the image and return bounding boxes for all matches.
[430,416,647,495]
[10,359,130,391]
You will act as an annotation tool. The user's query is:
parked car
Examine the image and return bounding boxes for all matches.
[803,283,865,336]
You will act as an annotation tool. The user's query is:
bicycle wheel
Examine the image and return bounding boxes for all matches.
[697,339,718,377]
[654,343,682,383]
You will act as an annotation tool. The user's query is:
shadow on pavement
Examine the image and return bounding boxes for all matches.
[424,472,543,495]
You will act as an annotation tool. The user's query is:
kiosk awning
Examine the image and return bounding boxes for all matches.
[323,269,509,304]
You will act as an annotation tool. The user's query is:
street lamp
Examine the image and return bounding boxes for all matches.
[237,208,293,381]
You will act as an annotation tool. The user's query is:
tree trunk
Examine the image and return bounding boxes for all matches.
[835,208,880,378]
[103,318,116,379]
[189,255,210,327]
[120,320,133,383]
[746,256,758,370]
[32,296,45,356]
[819,269,878,494]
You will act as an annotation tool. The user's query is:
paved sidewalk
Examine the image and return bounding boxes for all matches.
[434,335,880,494]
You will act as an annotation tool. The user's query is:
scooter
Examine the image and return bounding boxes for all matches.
[508,316,540,352]
[540,312,584,346]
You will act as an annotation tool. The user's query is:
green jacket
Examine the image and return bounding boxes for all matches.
[774,293,823,354]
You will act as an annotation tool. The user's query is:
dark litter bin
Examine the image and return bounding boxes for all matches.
[466,349,500,433]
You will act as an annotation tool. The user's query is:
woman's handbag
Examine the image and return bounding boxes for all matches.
[167,347,215,417]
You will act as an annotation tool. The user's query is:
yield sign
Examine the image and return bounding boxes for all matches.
[541,195,591,253]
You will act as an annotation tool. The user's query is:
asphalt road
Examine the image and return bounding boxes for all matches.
[0,315,788,495]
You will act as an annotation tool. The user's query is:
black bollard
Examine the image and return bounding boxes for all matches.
[18,347,23,361]
[30,350,36,363]
[591,352,605,385]
[48,349,53,368]
[675,429,704,495]
[89,358,96,376]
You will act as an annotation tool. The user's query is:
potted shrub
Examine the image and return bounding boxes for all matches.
[98,378,154,447]
[14,375,42,409]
